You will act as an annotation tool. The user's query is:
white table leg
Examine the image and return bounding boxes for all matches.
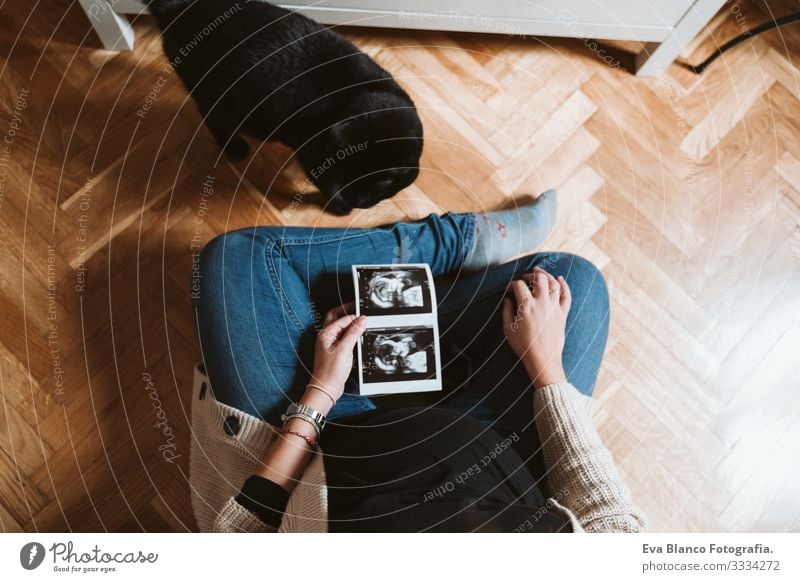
[78,0,136,51]
[635,0,726,76]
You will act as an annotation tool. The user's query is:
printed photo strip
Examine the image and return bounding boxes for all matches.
[352,264,442,396]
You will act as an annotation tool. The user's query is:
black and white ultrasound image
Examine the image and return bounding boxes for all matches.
[356,267,431,315]
[360,327,437,383]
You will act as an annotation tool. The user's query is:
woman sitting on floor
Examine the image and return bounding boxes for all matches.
[189,192,647,533]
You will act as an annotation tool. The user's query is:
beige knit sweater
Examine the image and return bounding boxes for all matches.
[189,364,647,533]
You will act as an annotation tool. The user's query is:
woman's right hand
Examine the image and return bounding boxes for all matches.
[502,267,571,388]
[310,304,367,401]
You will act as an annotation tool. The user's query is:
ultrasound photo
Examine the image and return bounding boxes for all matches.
[353,263,441,394]
[361,327,437,384]
[356,266,432,315]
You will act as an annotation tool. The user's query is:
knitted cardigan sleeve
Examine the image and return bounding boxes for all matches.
[210,452,329,533]
[213,497,277,533]
[534,383,648,533]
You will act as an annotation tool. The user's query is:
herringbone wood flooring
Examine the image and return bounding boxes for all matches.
[1,1,798,532]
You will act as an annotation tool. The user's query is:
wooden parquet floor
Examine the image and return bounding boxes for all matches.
[1,1,799,532]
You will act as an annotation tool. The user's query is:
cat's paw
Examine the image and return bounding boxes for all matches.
[223,136,250,160]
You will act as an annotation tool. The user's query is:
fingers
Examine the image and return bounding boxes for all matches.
[319,313,358,344]
[558,275,572,312]
[536,268,560,295]
[510,280,531,307]
[336,315,367,350]
[517,274,544,300]
[523,268,560,301]
[323,302,355,326]
[540,272,556,297]
[502,297,513,328]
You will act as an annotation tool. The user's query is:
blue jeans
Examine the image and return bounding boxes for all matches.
[192,213,609,437]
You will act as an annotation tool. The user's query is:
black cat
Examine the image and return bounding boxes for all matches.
[147,0,423,214]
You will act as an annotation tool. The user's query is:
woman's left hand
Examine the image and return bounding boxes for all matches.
[311,304,367,400]
[501,267,571,388]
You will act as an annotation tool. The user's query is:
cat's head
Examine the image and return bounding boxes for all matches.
[301,93,423,214]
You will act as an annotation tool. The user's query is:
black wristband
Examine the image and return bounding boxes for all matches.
[235,475,291,528]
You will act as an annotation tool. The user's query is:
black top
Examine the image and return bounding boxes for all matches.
[236,407,570,533]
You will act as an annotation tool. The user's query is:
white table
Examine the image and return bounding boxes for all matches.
[78,0,726,76]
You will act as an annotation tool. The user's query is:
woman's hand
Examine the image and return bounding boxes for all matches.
[267,304,364,485]
[309,303,367,403]
[502,267,571,388]
[261,304,364,489]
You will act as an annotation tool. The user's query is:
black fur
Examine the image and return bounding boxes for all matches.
[147,0,422,214]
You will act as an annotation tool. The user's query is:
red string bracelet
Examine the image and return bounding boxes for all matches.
[282,427,317,447]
